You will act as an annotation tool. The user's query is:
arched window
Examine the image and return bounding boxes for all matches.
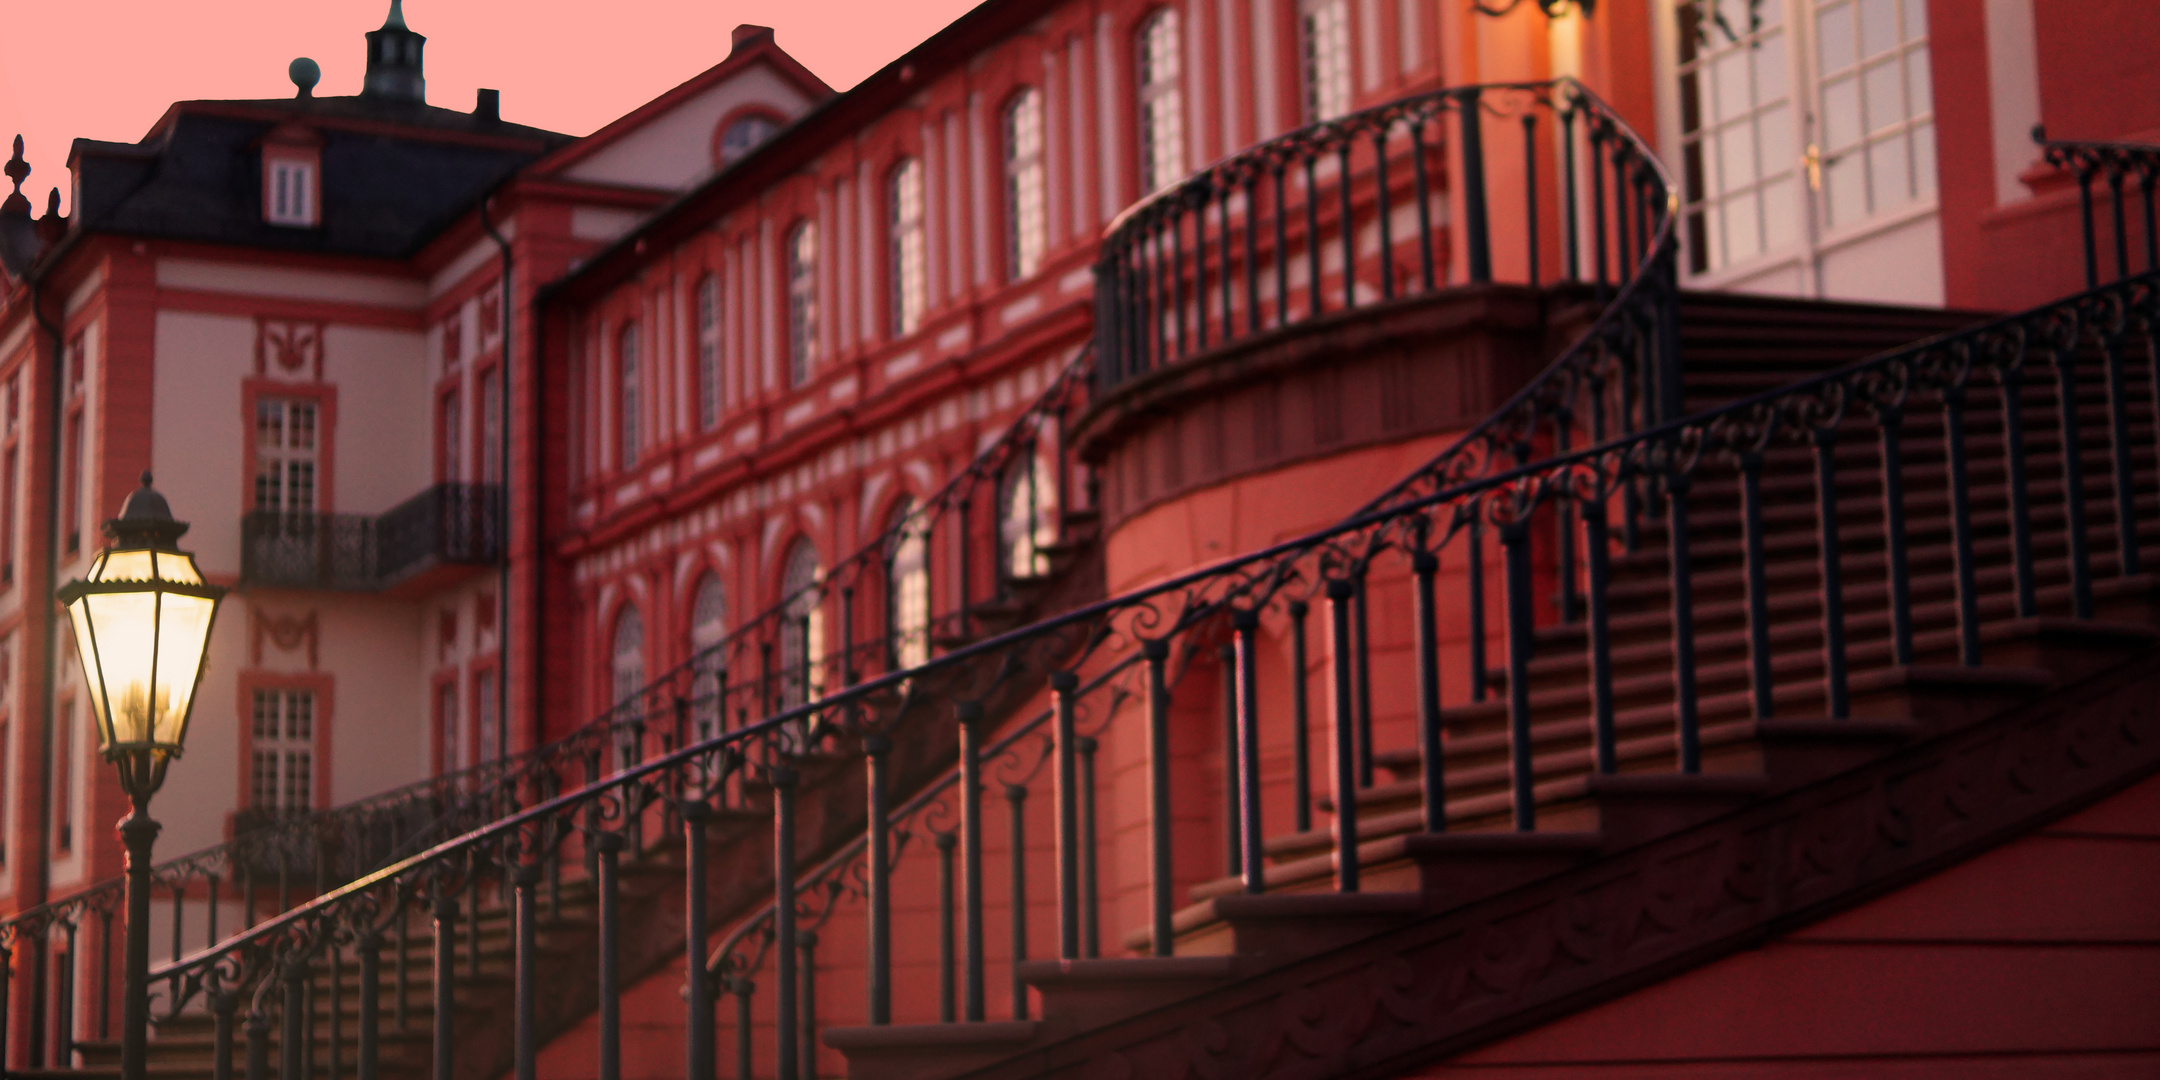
[617,323,640,467]
[999,451,1058,582]
[889,159,928,337]
[697,274,723,430]
[1136,8,1185,194]
[1004,90,1047,281]
[886,501,931,670]
[717,114,778,166]
[787,222,819,386]
[611,605,646,770]
[1298,0,1351,122]
[690,574,728,739]
[779,539,824,709]
[611,605,645,713]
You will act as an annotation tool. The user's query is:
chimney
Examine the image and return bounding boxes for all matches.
[475,88,501,123]
[731,25,774,54]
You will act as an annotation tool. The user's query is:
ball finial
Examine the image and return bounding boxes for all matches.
[289,58,322,99]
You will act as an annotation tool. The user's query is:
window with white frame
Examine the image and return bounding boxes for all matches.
[618,323,640,467]
[251,688,315,812]
[787,223,820,385]
[1137,8,1186,194]
[266,159,316,227]
[780,540,824,708]
[697,275,724,429]
[718,115,779,166]
[611,606,646,717]
[254,399,319,513]
[886,504,930,671]
[1299,0,1352,123]
[1812,0,1933,230]
[690,574,727,739]
[1004,90,1047,281]
[889,161,928,336]
[479,369,502,484]
[1676,0,1799,273]
[999,452,1058,581]
[436,680,461,776]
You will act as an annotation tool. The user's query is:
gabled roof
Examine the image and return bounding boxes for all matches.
[525,25,833,181]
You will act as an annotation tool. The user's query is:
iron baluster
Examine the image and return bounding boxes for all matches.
[2078,164,2098,288]
[1561,103,1579,281]
[1220,643,1241,876]
[2000,361,2039,618]
[1665,471,1702,773]
[1411,551,1447,831]
[1590,121,1610,299]
[1352,569,1376,789]
[1144,639,1175,955]
[1288,600,1315,834]
[1051,672,1081,959]
[957,702,986,1022]
[1338,140,1357,309]
[1878,408,1915,666]
[1374,126,1395,300]
[1412,118,1437,291]
[731,979,754,1080]
[433,892,456,1080]
[1554,414,1580,622]
[798,932,819,1076]
[1192,196,1209,351]
[280,959,305,1080]
[1077,736,1101,959]
[1523,112,1540,288]
[2111,166,2130,281]
[211,986,237,1080]
[1740,452,1775,718]
[2101,321,2142,576]
[1005,784,1029,1019]
[1813,428,1851,718]
[863,736,892,1023]
[771,765,799,1080]
[1501,522,1538,829]
[682,804,714,1079]
[1220,183,1235,336]
[1583,499,1618,774]
[1170,208,1187,358]
[1458,88,1492,283]
[246,1005,270,1080]
[1467,517,1490,703]
[1326,580,1362,892]
[1244,177,1261,334]
[935,832,957,1021]
[2055,335,2097,618]
[1942,385,1983,666]
[1273,164,1291,327]
[1233,609,1266,893]
[1305,155,1324,317]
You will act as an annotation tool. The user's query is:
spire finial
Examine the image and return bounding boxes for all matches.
[384,0,407,30]
[2,137,29,218]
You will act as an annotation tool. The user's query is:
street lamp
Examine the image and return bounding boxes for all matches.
[57,472,226,1080]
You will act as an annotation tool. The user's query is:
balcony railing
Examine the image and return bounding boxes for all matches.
[239,482,504,591]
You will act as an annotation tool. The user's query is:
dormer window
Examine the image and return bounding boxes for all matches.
[268,160,315,226]
[261,125,323,228]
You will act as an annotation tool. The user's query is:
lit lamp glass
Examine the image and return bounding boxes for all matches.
[57,472,226,798]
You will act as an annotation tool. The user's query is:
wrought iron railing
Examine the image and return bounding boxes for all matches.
[0,346,1095,1073]
[83,76,1683,1080]
[238,483,504,591]
[2035,130,2160,289]
[1096,79,1678,415]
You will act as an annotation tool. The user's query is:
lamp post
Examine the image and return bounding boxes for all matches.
[56,472,226,1080]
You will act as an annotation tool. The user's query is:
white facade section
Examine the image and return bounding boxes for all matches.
[560,63,819,191]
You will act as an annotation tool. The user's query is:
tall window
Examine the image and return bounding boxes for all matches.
[999,453,1058,581]
[477,668,499,765]
[255,399,320,513]
[618,324,641,467]
[2,374,16,586]
[1813,0,1933,230]
[1136,8,1186,194]
[440,389,463,482]
[436,680,461,776]
[612,606,646,711]
[886,503,930,671]
[479,369,502,484]
[697,275,724,429]
[788,223,820,385]
[1676,0,1799,273]
[252,688,316,811]
[54,698,72,851]
[690,574,727,739]
[889,161,928,337]
[1004,91,1048,281]
[1299,0,1352,122]
[62,336,84,553]
[780,540,824,709]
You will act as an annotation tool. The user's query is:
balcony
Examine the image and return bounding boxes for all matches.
[240,482,503,592]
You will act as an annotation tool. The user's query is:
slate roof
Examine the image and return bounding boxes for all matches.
[67,96,572,261]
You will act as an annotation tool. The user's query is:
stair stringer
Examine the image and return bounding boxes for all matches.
[936,648,2160,1080]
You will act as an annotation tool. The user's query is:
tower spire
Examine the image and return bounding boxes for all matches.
[362,0,427,103]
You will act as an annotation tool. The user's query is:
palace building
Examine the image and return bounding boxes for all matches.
[0,0,2156,1076]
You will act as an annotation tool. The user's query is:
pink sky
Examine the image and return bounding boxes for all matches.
[0,0,983,214]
